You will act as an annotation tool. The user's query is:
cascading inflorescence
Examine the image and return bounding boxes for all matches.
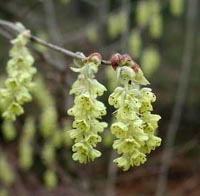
[108,53,161,171]
[68,53,108,163]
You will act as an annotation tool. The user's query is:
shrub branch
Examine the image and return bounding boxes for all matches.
[0,19,111,65]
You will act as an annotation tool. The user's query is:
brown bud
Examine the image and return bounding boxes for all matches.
[111,53,121,70]
[120,54,133,67]
[84,52,102,64]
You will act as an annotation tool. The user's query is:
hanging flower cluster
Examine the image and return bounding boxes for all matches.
[108,54,161,171]
[68,53,107,163]
[0,30,36,121]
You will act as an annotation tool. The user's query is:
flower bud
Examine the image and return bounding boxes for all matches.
[84,52,102,65]
[120,54,133,67]
[111,53,121,70]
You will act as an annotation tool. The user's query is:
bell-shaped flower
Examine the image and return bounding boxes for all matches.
[88,79,107,97]
[108,86,125,107]
[130,150,147,166]
[68,129,82,142]
[125,94,141,109]
[143,124,155,135]
[72,119,90,132]
[90,120,108,133]
[74,94,92,110]
[141,112,161,129]
[90,100,107,118]
[117,104,136,120]
[113,156,130,171]
[113,138,140,154]
[139,87,156,102]
[88,148,101,161]
[16,87,32,104]
[146,135,161,151]
[72,142,88,154]
[117,107,137,121]
[72,151,88,164]
[133,130,149,146]
[111,122,128,138]
[117,66,135,85]
[85,134,102,147]
[3,102,24,120]
[5,78,18,89]
[140,102,153,113]
[133,118,143,127]
[140,144,151,154]
[69,79,85,95]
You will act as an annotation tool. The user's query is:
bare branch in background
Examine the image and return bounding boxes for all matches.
[155,0,198,195]
[120,0,131,53]
[0,19,111,66]
[43,0,66,70]
[0,27,12,39]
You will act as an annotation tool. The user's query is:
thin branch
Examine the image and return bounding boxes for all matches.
[0,26,12,39]
[155,0,198,196]
[0,25,66,71]
[0,19,111,65]
[120,0,131,53]
[44,0,61,45]
[43,0,66,70]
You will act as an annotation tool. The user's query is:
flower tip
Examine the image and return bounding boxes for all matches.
[85,52,102,64]
[120,54,134,67]
[120,54,132,62]
[89,52,102,59]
